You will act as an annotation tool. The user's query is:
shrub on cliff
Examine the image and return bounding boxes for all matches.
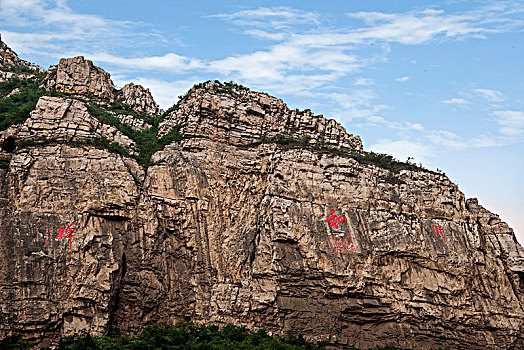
[86,103,183,168]
[48,322,326,350]
[258,133,430,174]
[0,76,45,130]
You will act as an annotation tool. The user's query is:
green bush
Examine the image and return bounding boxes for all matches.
[42,322,326,350]
[15,137,58,148]
[0,159,9,169]
[0,76,45,131]
[86,103,183,168]
[257,133,431,174]
[9,65,41,75]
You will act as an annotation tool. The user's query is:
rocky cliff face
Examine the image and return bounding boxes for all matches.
[120,83,161,116]
[0,39,523,350]
[159,81,362,150]
[0,35,44,83]
[44,55,161,116]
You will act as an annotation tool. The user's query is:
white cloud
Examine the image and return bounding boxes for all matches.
[209,6,321,30]
[0,0,159,60]
[353,77,374,86]
[368,139,434,163]
[204,4,524,102]
[90,52,204,72]
[493,110,524,136]
[283,4,524,48]
[206,42,363,91]
[442,97,469,104]
[474,88,506,102]
[427,130,468,149]
[410,123,425,132]
[244,29,286,41]
[112,76,200,109]
[353,113,425,133]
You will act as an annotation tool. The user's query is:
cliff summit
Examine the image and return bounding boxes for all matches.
[0,35,523,350]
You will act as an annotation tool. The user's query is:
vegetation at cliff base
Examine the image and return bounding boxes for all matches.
[45,322,326,350]
[0,321,453,350]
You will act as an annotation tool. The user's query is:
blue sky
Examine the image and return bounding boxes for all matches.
[1,0,523,242]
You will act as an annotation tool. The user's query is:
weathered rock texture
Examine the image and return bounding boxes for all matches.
[1,49,523,350]
[44,56,161,117]
[45,56,116,103]
[119,83,161,116]
[0,34,43,83]
[117,113,151,131]
[17,95,137,154]
[159,81,362,151]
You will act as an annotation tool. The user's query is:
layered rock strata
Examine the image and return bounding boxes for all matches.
[17,96,138,154]
[119,83,161,116]
[159,81,362,151]
[0,50,523,350]
[44,56,161,118]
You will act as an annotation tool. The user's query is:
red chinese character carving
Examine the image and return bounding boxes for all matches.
[44,228,53,247]
[328,236,336,253]
[431,224,446,242]
[326,209,346,229]
[326,211,356,254]
[55,222,76,251]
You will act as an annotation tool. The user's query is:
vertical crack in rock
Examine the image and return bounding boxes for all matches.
[0,48,523,349]
[107,251,127,335]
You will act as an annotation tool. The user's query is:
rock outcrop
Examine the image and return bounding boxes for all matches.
[119,83,161,116]
[159,81,362,151]
[44,57,162,118]
[45,56,116,103]
[0,43,523,350]
[0,34,43,82]
[17,95,137,154]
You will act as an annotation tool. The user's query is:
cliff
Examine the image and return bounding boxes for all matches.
[0,36,523,350]
[0,34,44,84]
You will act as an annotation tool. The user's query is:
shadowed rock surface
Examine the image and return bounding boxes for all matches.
[0,37,523,350]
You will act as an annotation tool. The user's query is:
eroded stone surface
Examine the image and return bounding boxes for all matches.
[45,56,115,103]
[0,34,43,83]
[158,81,363,151]
[17,96,137,154]
[108,138,524,350]
[0,55,523,350]
[0,145,141,348]
[118,83,161,116]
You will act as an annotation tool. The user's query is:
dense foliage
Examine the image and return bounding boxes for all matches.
[0,76,45,130]
[53,322,325,350]
[86,103,183,168]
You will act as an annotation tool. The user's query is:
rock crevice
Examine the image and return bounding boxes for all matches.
[0,45,523,350]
